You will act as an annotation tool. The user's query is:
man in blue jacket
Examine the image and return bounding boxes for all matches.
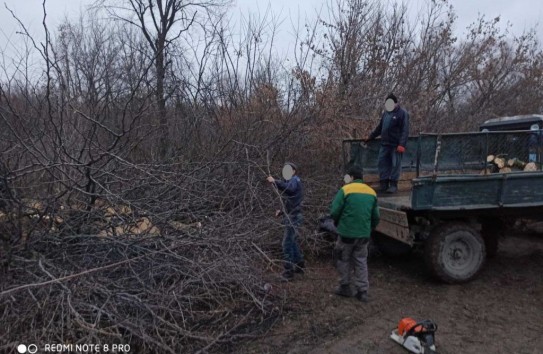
[267,162,304,281]
[365,93,410,193]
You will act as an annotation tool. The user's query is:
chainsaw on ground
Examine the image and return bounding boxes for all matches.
[390,317,438,354]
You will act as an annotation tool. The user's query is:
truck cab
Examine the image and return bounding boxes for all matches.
[480,114,543,163]
[479,114,543,132]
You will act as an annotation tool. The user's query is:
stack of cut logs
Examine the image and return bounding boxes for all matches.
[483,155,538,174]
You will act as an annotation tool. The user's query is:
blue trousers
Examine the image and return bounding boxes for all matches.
[282,214,304,272]
[378,145,403,182]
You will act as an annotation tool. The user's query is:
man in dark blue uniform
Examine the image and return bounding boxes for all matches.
[365,93,410,193]
[267,162,305,281]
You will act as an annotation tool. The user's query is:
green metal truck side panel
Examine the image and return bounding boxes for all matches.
[345,130,543,213]
[411,172,543,211]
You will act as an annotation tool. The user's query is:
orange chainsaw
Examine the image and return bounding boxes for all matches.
[390,318,437,354]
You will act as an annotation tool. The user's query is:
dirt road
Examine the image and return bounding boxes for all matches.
[242,235,543,353]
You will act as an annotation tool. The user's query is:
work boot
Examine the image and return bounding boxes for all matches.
[294,261,305,274]
[334,284,352,297]
[280,270,294,282]
[355,291,369,303]
[378,180,389,193]
[386,180,398,194]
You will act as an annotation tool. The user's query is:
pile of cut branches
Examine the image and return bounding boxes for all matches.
[0,158,295,353]
[1,213,284,353]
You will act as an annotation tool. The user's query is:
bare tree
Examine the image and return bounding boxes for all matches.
[96,0,230,158]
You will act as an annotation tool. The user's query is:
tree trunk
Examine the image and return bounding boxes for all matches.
[156,42,168,159]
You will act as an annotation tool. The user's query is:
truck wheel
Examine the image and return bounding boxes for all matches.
[424,223,486,283]
[373,232,412,257]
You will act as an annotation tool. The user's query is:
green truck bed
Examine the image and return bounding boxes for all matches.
[347,131,543,213]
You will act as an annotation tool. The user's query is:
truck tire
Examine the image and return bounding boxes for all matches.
[373,232,412,257]
[424,223,486,283]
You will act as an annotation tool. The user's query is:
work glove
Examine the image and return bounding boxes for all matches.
[396,145,406,153]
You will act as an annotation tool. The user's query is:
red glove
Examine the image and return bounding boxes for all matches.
[396,145,406,153]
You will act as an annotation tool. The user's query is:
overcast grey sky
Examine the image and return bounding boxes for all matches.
[1,0,542,62]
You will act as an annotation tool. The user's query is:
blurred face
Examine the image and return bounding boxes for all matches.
[344,174,353,184]
[385,98,396,112]
[282,164,295,180]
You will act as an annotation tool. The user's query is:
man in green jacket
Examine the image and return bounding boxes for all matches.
[330,166,380,302]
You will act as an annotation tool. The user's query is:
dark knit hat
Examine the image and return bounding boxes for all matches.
[348,165,363,180]
[284,162,298,171]
[386,93,398,103]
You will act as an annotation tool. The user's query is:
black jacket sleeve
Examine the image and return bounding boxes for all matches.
[274,178,299,195]
[369,114,384,140]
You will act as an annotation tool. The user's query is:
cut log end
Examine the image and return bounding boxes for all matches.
[494,157,505,169]
[507,158,527,169]
[524,162,538,171]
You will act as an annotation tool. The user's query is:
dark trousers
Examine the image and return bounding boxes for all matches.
[335,237,370,292]
[378,145,403,182]
[283,214,304,272]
